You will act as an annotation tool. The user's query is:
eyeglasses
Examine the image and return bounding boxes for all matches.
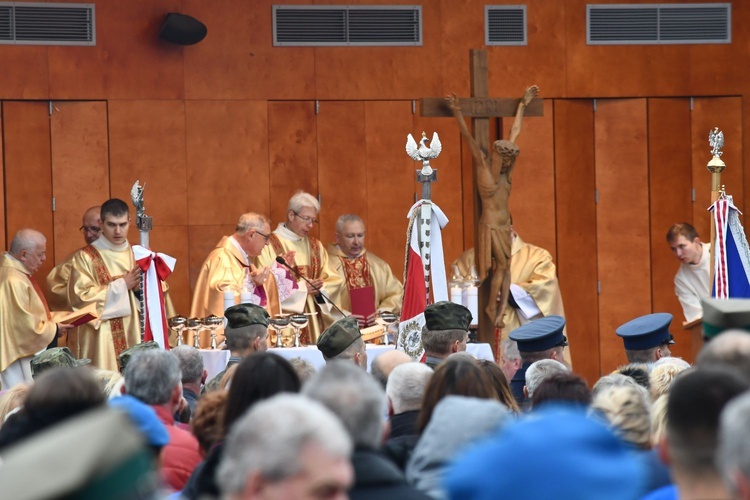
[293,212,318,225]
[79,225,102,234]
[255,229,271,242]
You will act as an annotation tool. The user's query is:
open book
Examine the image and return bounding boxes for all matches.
[57,303,98,327]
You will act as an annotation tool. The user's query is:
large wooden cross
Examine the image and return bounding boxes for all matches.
[419,49,543,348]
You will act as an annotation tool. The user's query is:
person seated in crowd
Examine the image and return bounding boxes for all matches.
[615,313,675,364]
[477,359,520,414]
[288,356,317,383]
[592,373,650,402]
[697,329,750,382]
[204,303,270,393]
[417,353,497,434]
[0,383,30,429]
[383,362,433,470]
[190,390,227,458]
[172,345,206,414]
[117,340,159,373]
[508,315,569,408]
[303,361,430,499]
[370,349,411,389]
[408,396,511,498]
[700,296,750,340]
[420,301,472,369]
[530,372,591,409]
[0,367,105,450]
[217,394,353,500]
[445,405,646,500]
[523,358,568,401]
[92,369,125,399]
[499,338,522,383]
[649,357,690,401]
[649,367,749,500]
[591,384,671,495]
[613,362,651,391]
[317,316,367,369]
[123,349,202,492]
[717,392,750,499]
[30,347,90,379]
[183,352,301,500]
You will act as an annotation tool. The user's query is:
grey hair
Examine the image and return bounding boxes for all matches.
[652,356,691,370]
[697,330,750,382]
[325,337,366,362]
[590,385,652,450]
[172,345,204,384]
[288,191,320,214]
[649,361,690,400]
[335,214,364,234]
[217,394,352,496]
[717,392,750,494]
[421,327,467,356]
[525,359,569,397]
[500,338,520,362]
[124,350,181,405]
[386,362,433,414]
[592,373,651,404]
[9,229,45,256]
[303,360,386,448]
[288,357,317,384]
[235,212,269,235]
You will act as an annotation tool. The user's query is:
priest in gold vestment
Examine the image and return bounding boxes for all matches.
[327,215,402,323]
[0,230,73,388]
[46,206,101,311]
[67,199,151,371]
[191,213,305,335]
[258,192,345,343]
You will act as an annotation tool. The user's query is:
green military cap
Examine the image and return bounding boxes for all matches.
[225,303,270,332]
[702,297,750,339]
[31,347,90,377]
[424,301,473,331]
[317,316,361,359]
[118,341,160,372]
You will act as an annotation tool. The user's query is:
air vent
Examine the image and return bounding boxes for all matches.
[273,5,422,46]
[587,3,730,45]
[0,2,94,45]
[486,5,526,46]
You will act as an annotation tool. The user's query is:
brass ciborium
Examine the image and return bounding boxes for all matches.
[203,315,224,350]
[269,314,291,348]
[168,315,187,347]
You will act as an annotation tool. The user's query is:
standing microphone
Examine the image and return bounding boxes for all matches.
[275,256,348,319]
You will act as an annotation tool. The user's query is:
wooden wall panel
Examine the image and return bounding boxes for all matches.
[0,107,5,252]
[691,98,743,238]
[0,48,49,100]
[184,0,315,100]
[595,99,651,374]
[108,101,188,228]
[317,101,367,246]
[365,101,416,279]
[648,98,694,361]
[151,225,190,316]
[554,99,598,384]
[188,224,236,294]
[48,0,184,100]
[268,101,318,236]
[412,112,465,268]
[185,101,270,226]
[505,99,557,259]
[2,102,55,283]
[50,101,110,262]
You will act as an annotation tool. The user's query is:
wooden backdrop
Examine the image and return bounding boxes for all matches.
[0,0,748,384]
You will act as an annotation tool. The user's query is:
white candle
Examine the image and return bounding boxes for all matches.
[223,290,235,311]
[450,286,463,306]
[240,291,253,304]
[467,286,479,325]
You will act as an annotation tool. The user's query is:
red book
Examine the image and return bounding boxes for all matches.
[349,286,376,327]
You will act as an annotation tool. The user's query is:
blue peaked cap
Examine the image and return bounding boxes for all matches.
[508,315,567,352]
[445,404,645,500]
[616,313,675,350]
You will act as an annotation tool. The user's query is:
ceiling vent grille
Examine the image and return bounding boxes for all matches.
[273,5,422,46]
[0,2,95,45]
[587,3,730,45]
[486,5,527,46]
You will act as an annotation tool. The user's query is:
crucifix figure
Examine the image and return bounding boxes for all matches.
[419,49,542,346]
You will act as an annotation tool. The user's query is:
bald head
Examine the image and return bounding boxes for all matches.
[9,229,47,274]
[370,350,412,388]
[697,330,750,382]
[81,206,102,245]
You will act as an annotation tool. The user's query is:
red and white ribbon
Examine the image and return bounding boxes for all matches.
[133,245,176,349]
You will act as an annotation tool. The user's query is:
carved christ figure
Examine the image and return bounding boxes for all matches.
[446,85,539,326]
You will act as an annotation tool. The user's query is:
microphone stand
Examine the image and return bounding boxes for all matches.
[275,256,348,319]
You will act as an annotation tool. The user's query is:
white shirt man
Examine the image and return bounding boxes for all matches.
[668,224,710,322]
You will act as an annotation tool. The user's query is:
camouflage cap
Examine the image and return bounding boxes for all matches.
[225,303,270,330]
[317,316,361,359]
[117,341,160,372]
[31,347,91,377]
[424,301,473,331]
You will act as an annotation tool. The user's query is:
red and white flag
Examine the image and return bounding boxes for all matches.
[133,245,176,350]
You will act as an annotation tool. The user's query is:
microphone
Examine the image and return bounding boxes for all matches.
[275,256,348,319]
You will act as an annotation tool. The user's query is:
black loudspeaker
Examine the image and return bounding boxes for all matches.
[159,13,207,46]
